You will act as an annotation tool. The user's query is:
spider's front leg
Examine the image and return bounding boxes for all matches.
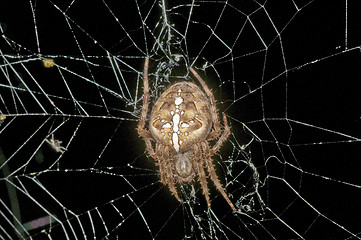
[194,143,211,209]
[157,144,182,203]
[201,141,236,212]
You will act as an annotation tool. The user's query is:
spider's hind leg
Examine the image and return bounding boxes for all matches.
[210,113,231,155]
[189,67,222,141]
[137,57,150,132]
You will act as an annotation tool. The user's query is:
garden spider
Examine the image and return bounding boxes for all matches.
[137,57,236,211]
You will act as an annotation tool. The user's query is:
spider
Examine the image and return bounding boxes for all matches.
[137,57,236,212]
[45,133,67,153]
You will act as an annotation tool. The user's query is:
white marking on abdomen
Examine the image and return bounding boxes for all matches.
[171,96,184,152]
[175,96,183,105]
[172,113,180,151]
[173,114,180,132]
[172,132,179,152]
[162,123,171,128]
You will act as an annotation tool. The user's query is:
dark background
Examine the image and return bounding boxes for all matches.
[1,0,361,239]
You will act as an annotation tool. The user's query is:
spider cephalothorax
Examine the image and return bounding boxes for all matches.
[138,58,236,211]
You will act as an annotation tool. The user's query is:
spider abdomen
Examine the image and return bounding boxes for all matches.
[149,81,212,153]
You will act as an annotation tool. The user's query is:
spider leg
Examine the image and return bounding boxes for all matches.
[137,57,150,136]
[137,57,156,158]
[189,67,221,140]
[201,141,236,212]
[156,143,166,184]
[190,67,234,211]
[160,144,182,203]
[210,112,231,155]
[145,138,156,158]
[195,143,211,209]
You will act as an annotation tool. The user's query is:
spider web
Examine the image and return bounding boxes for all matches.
[1,0,360,239]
